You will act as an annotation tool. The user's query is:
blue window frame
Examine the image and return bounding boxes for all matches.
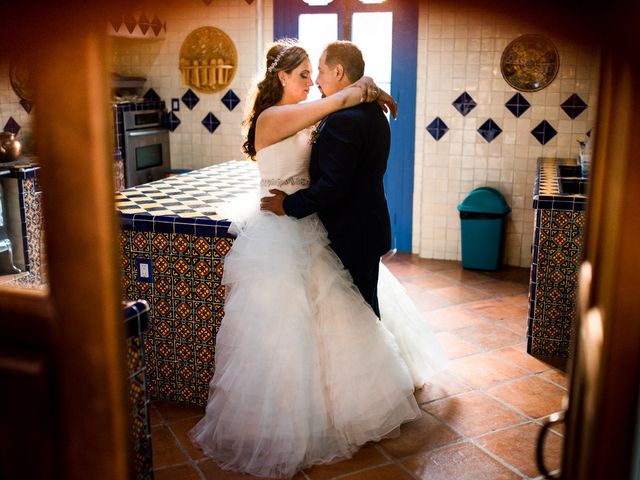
[274,0,418,252]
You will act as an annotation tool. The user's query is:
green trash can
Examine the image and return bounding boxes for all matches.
[457,187,511,271]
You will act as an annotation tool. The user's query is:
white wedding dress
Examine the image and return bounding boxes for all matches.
[190,128,448,478]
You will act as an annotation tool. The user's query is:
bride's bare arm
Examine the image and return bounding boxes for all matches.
[255,77,395,152]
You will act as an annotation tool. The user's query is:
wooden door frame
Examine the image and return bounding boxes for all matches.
[0,5,131,479]
[562,49,640,479]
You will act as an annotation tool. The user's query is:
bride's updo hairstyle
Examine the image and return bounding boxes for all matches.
[242,39,309,160]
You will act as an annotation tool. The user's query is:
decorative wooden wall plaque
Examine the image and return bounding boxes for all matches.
[179,27,237,94]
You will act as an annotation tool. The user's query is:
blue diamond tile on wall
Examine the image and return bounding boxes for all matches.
[182,89,200,110]
[221,90,240,111]
[167,111,181,132]
[426,117,449,141]
[560,94,588,119]
[4,117,20,134]
[477,118,502,142]
[202,113,220,133]
[505,93,531,118]
[452,91,477,117]
[143,88,161,101]
[531,120,558,145]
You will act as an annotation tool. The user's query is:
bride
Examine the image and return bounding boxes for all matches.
[190,39,447,478]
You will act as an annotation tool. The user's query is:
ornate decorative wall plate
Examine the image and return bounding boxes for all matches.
[9,56,34,103]
[179,27,237,94]
[500,34,559,92]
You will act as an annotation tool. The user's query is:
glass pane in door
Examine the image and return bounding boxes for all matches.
[351,12,392,94]
[298,13,338,101]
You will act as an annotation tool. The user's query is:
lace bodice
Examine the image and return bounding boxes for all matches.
[256,129,312,195]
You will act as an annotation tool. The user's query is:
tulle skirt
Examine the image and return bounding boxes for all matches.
[190,203,447,478]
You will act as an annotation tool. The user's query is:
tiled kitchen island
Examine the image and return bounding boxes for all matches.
[528,157,588,360]
[116,160,259,406]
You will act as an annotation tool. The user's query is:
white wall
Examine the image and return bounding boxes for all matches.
[413,3,600,267]
[111,0,273,170]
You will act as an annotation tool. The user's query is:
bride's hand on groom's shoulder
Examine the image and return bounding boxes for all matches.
[260,189,287,216]
[376,90,398,120]
[351,76,398,119]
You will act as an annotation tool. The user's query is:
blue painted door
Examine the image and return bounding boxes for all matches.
[274,0,418,252]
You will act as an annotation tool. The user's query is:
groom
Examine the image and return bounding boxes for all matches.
[260,41,392,318]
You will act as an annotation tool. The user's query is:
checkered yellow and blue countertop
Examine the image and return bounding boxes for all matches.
[115,160,259,236]
[533,157,588,212]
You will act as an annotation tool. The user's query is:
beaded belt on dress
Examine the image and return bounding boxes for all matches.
[260,176,310,188]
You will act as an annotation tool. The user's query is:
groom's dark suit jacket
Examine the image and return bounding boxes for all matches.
[283,102,391,316]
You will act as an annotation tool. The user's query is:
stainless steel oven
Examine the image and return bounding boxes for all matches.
[123,109,171,188]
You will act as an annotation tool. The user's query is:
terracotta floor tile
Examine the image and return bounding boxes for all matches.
[500,293,530,305]
[399,271,457,290]
[488,376,566,419]
[435,331,481,359]
[378,412,461,458]
[438,268,493,284]
[168,416,206,461]
[415,370,471,404]
[304,444,388,479]
[151,425,189,469]
[431,285,494,305]
[154,464,202,480]
[403,441,522,480]
[463,298,529,320]
[423,391,526,437]
[407,290,452,312]
[198,458,298,479]
[448,352,531,389]
[453,323,523,351]
[384,260,432,279]
[337,463,415,480]
[472,280,529,297]
[476,422,563,478]
[389,253,458,272]
[539,369,569,390]
[488,267,531,284]
[496,314,529,335]
[493,345,554,373]
[412,258,461,273]
[422,305,489,332]
[153,400,205,423]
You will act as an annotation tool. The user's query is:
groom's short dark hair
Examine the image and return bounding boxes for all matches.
[324,41,365,83]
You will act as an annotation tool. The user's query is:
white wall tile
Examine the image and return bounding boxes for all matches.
[415,3,599,268]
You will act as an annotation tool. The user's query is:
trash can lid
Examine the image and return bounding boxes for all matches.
[457,187,511,214]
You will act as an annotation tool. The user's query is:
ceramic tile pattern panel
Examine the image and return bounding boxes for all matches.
[4,165,46,288]
[527,158,586,358]
[118,160,259,406]
[121,230,231,405]
[123,300,153,480]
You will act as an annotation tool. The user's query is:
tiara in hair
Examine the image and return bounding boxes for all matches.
[267,47,291,74]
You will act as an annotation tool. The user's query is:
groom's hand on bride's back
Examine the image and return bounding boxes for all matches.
[260,189,287,216]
